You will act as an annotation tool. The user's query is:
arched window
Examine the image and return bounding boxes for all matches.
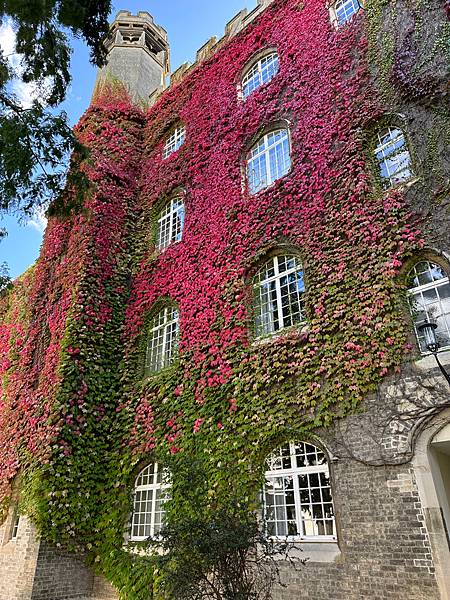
[156,196,185,250]
[247,128,291,194]
[241,51,279,99]
[163,124,186,159]
[130,463,170,541]
[374,126,413,189]
[253,254,305,337]
[407,260,450,353]
[263,441,336,539]
[332,0,361,25]
[145,305,179,374]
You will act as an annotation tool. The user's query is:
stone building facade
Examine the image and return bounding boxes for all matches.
[0,0,449,599]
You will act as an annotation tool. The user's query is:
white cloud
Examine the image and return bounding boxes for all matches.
[0,19,48,109]
[0,20,16,57]
[27,207,48,234]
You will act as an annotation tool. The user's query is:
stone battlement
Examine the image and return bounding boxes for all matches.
[150,0,274,104]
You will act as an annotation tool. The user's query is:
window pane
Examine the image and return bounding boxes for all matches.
[242,52,279,99]
[131,463,170,540]
[335,0,361,24]
[247,129,290,194]
[145,307,180,374]
[407,261,450,353]
[156,197,185,250]
[374,127,413,189]
[263,442,335,540]
[254,255,305,336]
[163,125,186,159]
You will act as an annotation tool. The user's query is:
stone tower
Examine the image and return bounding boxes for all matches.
[94,10,170,104]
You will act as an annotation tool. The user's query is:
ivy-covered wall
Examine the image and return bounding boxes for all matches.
[0,0,449,597]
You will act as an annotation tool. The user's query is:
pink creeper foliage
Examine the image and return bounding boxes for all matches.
[0,0,433,589]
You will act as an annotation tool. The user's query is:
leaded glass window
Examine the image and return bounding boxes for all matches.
[374,126,413,189]
[407,261,450,353]
[247,129,291,194]
[163,124,186,159]
[253,255,305,337]
[156,197,185,250]
[145,306,179,374]
[263,441,336,539]
[130,463,170,541]
[242,52,279,99]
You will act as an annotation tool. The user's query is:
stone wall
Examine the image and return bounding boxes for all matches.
[0,514,40,600]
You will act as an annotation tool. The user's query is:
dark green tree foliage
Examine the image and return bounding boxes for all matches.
[0,0,111,214]
[0,228,10,290]
[149,457,302,600]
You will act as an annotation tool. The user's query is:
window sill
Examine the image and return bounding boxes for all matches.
[414,348,450,371]
[123,539,164,556]
[382,175,420,193]
[252,323,309,347]
[271,540,340,563]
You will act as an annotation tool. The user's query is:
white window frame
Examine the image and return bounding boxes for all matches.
[130,463,170,541]
[374,126,413,189]
[253,255,306,337]
[263,441,336,541]
[247,128,291,195]
[163,124,186,159]
[156,196,185,251]
[241,52,279,99]
[330,0,362,26]
[407,260,450,354]
[145,306,179,375]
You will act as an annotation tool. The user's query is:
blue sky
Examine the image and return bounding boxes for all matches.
[0,0,256,278]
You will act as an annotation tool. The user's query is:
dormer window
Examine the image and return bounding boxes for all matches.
[241,52,279,99]
[163,124,186,159]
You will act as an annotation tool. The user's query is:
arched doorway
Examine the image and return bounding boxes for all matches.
[413,410,450,600]
[430,423,450,543]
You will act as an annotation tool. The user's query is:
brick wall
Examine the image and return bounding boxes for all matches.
[31,542,94,600]
[272,460,440,600]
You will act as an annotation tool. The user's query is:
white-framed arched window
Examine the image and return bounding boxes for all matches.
[331,0,361,26]
[407,260,450,353]
[163,124,186,159]
[145,305,179,375]
[156,196,185,250]
[374,126,413,189]
[241,51,279,99]
[130,462,170,541]
[247,128,291,195]
[253,254,305,337]
[263,441,336,540]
